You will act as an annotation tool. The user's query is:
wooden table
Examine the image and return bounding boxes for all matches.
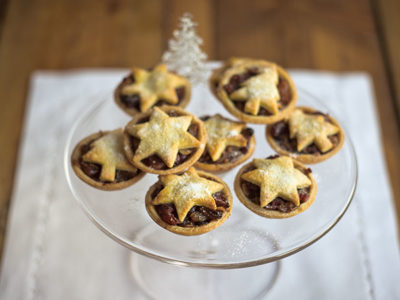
[0,0,399,260]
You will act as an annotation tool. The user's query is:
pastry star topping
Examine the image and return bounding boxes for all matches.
[241,156,311,207]
[230,66,280,115]
[127,107,201,168]
[82,129,137,182]
[152,167,224,222]
[121,64,187,112]
[204,115,247,161]
[289,109,340,152]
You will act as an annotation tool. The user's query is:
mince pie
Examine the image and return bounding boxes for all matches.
[114,64,191,116]
[123,106,206,175]
[234,155,317,218]
[71,129,145,190]
[266,106,345,164]
[213,58,297,124]
[195,114,255,172]
[145,167,232,235]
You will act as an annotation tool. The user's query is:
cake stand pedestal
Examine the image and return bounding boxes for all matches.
[130,252,280,300]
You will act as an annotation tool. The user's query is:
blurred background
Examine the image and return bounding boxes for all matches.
[0,0,399,267]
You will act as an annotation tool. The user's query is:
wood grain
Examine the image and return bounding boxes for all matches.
[0,0,399,262]
[0,0,8,38]
[374,0,400,120]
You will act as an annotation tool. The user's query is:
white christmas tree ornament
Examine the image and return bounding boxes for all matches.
[162,13,209,85]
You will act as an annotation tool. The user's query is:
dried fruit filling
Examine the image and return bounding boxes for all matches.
[271,115,339,155]
[129,111,199,170]
[240,163,311,213]
[152,185,229,227]
[78,138,137,183]
[198,120,254,164]
[223,69,292,116]
[119,74,185,110]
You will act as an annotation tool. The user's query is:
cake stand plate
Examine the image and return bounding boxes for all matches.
[64,84,357,299]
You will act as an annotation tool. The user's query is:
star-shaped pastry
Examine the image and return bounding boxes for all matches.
[241,156,311,207]
[127,107,201,168]
[289,109,340,152]
[82,129,137,182]
[204,115,247,161]
[121,64,187,112]
[230,66,280,115]
[152,167,224,222]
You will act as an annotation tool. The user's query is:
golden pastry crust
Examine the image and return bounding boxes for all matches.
[195,114,256,172]
[266,106,345,164]
[114,64,191,116]
[145,168,233,235]
[212,58,297,124]
[234,156,317,218]
[123,106,206,175]
[71,130,145,191]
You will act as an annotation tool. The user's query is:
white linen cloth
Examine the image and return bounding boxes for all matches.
[0,68,399,300]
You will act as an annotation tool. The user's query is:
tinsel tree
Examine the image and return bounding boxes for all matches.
[162,13,208,84]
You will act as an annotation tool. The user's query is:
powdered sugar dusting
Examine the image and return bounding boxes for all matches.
[245,68,279,100]
[178,175,210,199]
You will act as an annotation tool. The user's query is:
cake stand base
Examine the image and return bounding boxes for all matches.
[129,253,280,300]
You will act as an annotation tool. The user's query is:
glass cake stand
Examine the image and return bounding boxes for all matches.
[64,87,357,300]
